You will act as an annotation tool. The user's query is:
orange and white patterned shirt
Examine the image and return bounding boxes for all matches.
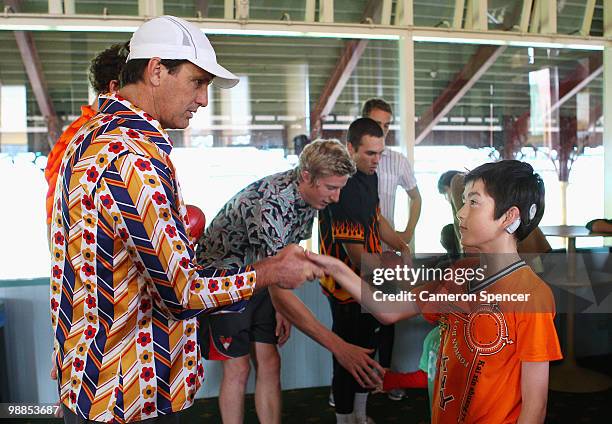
[50,93,255,423]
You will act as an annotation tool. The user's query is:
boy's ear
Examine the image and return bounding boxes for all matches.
[108,79,120,93]
[501,206,521,228]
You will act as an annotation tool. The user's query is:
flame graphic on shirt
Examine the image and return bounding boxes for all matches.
[333,221,364,240]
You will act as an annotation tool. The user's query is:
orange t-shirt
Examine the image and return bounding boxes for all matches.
[418,259,562,424]
[44,105,96,224]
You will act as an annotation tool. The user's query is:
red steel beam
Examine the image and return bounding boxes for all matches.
[310,39,369,139]
[309,0,382,139]
[512,52,602,144]
[7,0,62,150]
[415,45,507,144]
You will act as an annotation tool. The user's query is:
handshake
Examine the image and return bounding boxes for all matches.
[254,244,353,290]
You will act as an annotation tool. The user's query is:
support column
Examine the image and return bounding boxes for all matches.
[319,0,334,23]
[465,0,487,31]
[604,2,612,232]
[63,0,75,14]
[394,0,413,26]
[224,0,233,19]
[398,35,415,163]
[558,116,577,225]
[453,0,466,28]
[285,63,309,151]
[138,0,163,17]
[235,0,249,20]
[540,0,557,34]
[305,0,315,22]
[48,0,62,14]
[518,0,533,32]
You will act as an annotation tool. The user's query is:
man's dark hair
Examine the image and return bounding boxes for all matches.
[361,98,393,117]
[293,134,310,156]
[89,42,129,94]
[119,58,190,87]
[346,117,384,150]
[438,170,461,194]
[464,160,545,241]
[440,223,460,257]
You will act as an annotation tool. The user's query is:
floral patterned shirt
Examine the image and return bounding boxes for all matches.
[49,93,255,423]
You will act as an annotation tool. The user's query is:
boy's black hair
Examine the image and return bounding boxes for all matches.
[346,117,384,150]
[464,160,545,242]
[89,42,129,94]
[438,170,461,194]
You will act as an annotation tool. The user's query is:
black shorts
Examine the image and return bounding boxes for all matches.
[199,288,277,360]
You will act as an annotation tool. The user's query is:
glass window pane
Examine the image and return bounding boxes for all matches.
[414,0,456,27]
[75,0,139,15]
[414,40,603,251]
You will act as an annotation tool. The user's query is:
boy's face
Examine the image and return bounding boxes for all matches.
[456,179,505,251]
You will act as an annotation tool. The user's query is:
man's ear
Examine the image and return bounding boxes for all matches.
[301,170,312,185]
[346,142,355,156]
[146,57,163,87]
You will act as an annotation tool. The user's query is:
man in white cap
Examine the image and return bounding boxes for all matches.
[50,16,322,423]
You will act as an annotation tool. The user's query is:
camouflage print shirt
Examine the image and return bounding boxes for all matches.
[196,169,316,270]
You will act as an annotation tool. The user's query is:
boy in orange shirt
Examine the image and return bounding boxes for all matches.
[309,160,562,423]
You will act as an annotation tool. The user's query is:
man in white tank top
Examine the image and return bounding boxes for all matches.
[361,98,422,400]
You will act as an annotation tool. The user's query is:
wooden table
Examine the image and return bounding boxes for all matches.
[540,225,612,393]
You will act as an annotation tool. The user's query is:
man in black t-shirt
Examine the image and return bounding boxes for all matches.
[319,118,411,424]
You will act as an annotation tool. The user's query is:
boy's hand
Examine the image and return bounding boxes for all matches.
[304,250,346,276]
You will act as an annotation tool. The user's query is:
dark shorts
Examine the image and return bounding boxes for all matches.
[199,288,277,360]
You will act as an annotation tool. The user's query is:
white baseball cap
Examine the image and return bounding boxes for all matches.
[127,15,239,89]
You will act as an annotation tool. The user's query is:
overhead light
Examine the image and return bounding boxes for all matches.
[204,28,399,40]
[413,35,604,51]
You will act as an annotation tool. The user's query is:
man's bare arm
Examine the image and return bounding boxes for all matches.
[305,252,420,324]
[379,216,411,256]
[269,286,385,387]
[398,187,422,243]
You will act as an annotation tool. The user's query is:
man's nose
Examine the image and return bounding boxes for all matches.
[196,87,209,107]
[330,190,340,203]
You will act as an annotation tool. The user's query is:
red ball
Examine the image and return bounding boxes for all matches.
[186,204,206,241]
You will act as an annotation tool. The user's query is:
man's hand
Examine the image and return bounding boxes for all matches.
[332,340,385,388]
[275,312,292,347]
[255,244,324,290]
[397,229,413,244]
[50,352,64,418]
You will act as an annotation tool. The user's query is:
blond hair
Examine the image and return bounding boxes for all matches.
[297,139,356,183]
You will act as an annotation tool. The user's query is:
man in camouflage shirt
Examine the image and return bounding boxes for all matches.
[196,140,360,424]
